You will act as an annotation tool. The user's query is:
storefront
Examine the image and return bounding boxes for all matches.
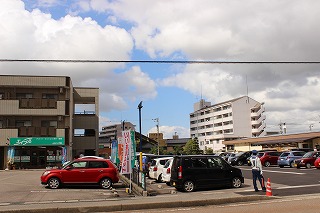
[9,137,66,169]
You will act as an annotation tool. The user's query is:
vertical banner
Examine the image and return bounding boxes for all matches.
[130,130,136,168]
[7,147,15,165]
[121,130,131,174]
[61,147,67,165]
[111,139,119,164]
[118,137,124,167]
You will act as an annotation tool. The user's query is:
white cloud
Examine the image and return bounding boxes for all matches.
[0,0,157,113]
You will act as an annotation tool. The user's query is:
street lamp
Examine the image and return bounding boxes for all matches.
[152,118,160,155]
[137,101,143,152]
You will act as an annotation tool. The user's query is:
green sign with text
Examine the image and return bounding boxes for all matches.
[10,137,65,146]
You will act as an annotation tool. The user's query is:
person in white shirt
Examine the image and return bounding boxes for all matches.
[250,150,266,192]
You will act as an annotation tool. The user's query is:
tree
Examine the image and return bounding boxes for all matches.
[205,147,213,154]
[183,138,202,155]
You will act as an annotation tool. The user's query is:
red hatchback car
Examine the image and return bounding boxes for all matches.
[257,151,282,167]
[41,157,119,189]
[294,151,320,169]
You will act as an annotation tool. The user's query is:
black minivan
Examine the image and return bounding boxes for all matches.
[170,155,244,192]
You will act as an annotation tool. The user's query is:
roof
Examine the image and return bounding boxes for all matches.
[223,131,320,145]
[252,137,316,145]
[166,138,191,145]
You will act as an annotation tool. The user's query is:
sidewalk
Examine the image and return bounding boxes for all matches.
[0,180,277,213]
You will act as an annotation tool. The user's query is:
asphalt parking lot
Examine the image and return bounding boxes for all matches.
[0,170,133,205]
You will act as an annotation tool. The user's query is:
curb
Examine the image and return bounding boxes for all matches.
[0,195,276,213]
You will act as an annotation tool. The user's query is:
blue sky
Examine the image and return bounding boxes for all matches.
[1,0,320,138]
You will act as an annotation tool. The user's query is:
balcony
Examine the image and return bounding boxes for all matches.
[252,123,266,134]
[251,115,266,125]
[251,106,265,117]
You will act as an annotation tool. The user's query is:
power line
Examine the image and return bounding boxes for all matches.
[1,59,320,64]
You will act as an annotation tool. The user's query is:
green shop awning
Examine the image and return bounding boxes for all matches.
[10,137,65,146]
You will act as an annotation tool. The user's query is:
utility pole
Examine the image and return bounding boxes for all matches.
[152,118,160,155]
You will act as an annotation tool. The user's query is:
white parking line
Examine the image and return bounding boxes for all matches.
[276,184,320,189]
[241,168,306,175]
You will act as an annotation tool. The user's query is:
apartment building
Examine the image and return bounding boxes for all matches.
[190,96,266,152]
[0,75,99,170]
[99,122,135,156]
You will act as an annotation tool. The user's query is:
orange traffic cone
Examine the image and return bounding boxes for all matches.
[266,178,272,196]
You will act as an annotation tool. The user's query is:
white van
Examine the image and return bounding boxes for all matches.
[161,158,173,185]
[148,157,173,182]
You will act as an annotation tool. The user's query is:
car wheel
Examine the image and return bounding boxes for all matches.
[290,162,295,168]
[231,177,242,188]
[237,161,243,166]
[100,178,112,189]
[279,165,284,168]
[47,177,61,189]
[264,161,271,167]
[306,163,311,169]
[183,180,195,192]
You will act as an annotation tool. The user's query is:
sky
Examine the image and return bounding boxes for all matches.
[1,0,320,139]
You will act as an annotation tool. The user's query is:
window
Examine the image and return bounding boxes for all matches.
[17,93,33,98]
[0,93,3,99]
[208,157,223,168]
[88,161,108,168]
[71,161,87,168]
[16,120,31,127]
[191,158,207,168]
[41,120,57,127]
[0,120,2,128]
[42,94,58,99]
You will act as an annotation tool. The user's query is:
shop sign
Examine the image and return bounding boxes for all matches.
[10,137,65,146]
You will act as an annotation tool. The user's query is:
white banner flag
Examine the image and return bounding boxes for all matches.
[121,130,132,174]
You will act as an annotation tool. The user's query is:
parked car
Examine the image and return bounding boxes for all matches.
[229,151,252,166]
[170,155,244,192]
[258,151,282,167]
[161,158,173,185]
[277,151,306,168]
[41,157,119,189]
[149,157,173,182]
[226,153,236,163]
[294,151,320,169]
[314,157,320,169]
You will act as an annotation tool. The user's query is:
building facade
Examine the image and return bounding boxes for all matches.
[0,75,99,170]
[99,122,135,157]
[190,96,266,152]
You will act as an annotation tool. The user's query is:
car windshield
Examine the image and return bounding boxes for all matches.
[280,152,289,157]
[235,152,244,157]
[257,152,264,157]
[302,151,314,158]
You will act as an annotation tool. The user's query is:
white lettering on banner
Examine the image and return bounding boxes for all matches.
[121,130,132,174]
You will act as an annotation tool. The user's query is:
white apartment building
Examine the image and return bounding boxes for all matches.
[190,96,266,152]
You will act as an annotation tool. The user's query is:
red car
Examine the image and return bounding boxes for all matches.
[257,151,282,167]
[41,157,119,189]
[314,157,320,169]
[294,151,320,169]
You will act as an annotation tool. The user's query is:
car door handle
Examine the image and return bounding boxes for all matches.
[80,170,85,172]
[99,170,103,172]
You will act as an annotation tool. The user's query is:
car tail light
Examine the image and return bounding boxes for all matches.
[153,167,157,171]
[166,167,171,174]
[178,166,182,179]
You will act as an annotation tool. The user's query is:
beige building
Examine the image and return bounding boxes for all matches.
[223,131,320,152]
[190,96,266,152]
[0,75,99,169]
